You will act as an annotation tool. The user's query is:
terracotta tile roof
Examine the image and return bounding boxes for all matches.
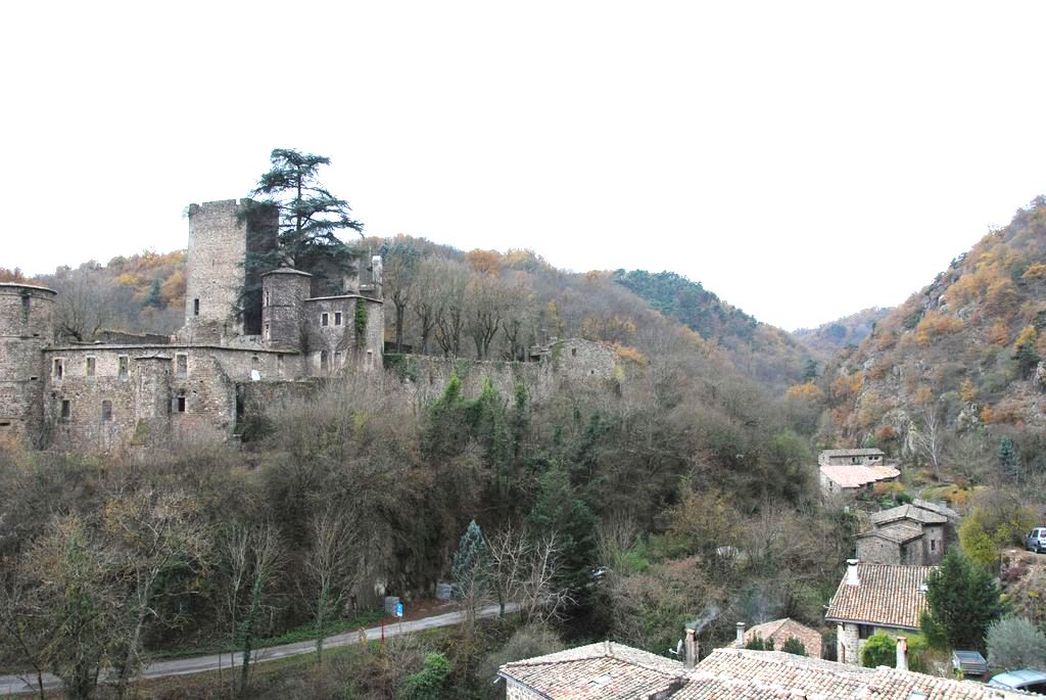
[825,562,932,629]
[498,641,685,699]
[820,463,901,489]
[869,504,949,526]
[736,618,824,658]
[858,522,925,544]
[676,648,1022,700]
[501,644,1025,699]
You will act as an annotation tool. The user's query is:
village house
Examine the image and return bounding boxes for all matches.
[730,618,824,658]
[825,559,932,666]
[818,448,901,497]
[498,639,1020,699]
[856,502,958,566]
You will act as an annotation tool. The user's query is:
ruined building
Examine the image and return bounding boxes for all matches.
[0,199,385,450]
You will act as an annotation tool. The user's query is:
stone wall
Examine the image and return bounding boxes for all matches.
[0,284,55,445]
[303,296,384,375]
[387,338,619,405]
[856,535,904,565]
[42,344,304,450]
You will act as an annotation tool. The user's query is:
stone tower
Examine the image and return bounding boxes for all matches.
[181,199,277,342]
[0,282,56,445]
[261,267,312,350]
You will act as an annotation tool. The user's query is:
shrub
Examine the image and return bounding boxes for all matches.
[861,632,896,668]
[781,636,807,656]
[745,635,774,651]
[986,617,1046,671]
[397,652,451,700]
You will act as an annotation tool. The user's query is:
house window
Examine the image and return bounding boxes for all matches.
[60,400,71,420]
[321,312,329,327]
[193,298,200,316]
[53,358,64,379]
[858,624,874,640]
[176,353,187,378]
[86,357,96,377]
[334,350,343,365]
[334,312,342,326]
[930,540,937,552]
[175,391,186,413]
[320,350,329,371]
[571,348,577,357]
[118,356,129,380]
[101,400,113,422]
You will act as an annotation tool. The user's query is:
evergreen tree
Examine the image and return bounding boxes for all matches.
[528,463,597,595]
[247,148,364,294]
[451,520,489,596]
[923,548,1002,651]
[998,437,1023,483]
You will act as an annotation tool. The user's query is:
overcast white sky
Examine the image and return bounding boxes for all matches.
[2,1,1044,331]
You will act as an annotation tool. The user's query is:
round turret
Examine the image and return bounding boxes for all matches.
[261,268,312,350]
[0,283,57,443]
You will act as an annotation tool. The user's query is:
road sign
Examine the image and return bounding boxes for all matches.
[394,601,404,618]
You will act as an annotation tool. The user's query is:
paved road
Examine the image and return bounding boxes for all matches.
[0,603,518,696]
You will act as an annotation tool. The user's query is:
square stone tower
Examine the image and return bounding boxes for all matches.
[180,199,277,343]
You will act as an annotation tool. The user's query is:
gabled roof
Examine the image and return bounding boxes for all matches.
[869,503,948,526]
[858,522,924,544]
[911,498,961,521]
[498,641,685,699]
[820,464,901,489]
[499,644,1024,699]
[825,563,932,629]
[736,618,823,659]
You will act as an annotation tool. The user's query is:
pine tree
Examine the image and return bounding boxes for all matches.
[923,548,1002,651]
[247,148,364,295]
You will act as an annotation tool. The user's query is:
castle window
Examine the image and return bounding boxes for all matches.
[175,390,186,413]
[320,350,329,371]
[60,400,70,420]
[334,312,342,326]
[264,291,271,307]
[101,400,112,422]
[53,358,64,380]
[176,353,187,378]
[22,294,30,321]
[86,357,96,377]
[571,348,577,357]
[263,323,271,341]
[321,312,329,327]
[118,356,129,380]
[193,298,200,316]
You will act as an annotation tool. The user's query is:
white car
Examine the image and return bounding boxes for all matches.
[1026,527,1046,554]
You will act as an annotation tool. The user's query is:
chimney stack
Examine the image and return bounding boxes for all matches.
[896,636,908,671]
[736,622,746,646]
[846,559,860,586]
[684,627,697,669]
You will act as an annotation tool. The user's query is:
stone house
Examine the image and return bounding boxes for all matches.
[856,502,954,566]
[825,559,933,666]
[731,618,823,658]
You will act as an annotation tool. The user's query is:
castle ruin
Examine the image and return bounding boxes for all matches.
[0,199,385,450]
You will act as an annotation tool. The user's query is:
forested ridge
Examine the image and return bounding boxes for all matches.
[2,198,1045,698]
